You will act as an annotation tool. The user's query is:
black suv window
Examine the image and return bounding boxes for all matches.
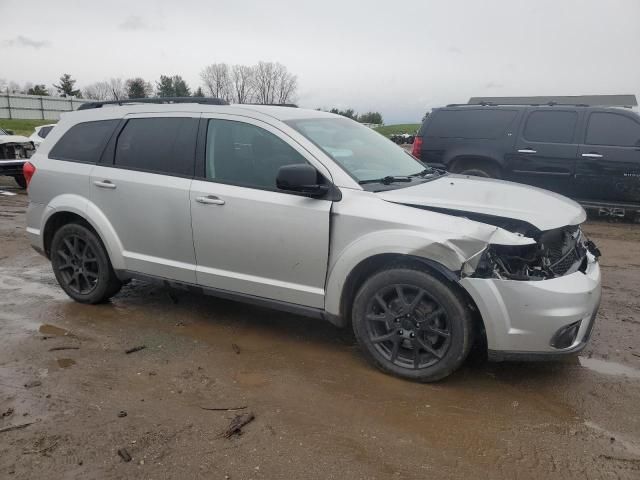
[427,109,518,139]
[50,120,119,163]
[586,112,640,147]
[114,117,198,176]
[523,111,577,143]
[205,119,306,189]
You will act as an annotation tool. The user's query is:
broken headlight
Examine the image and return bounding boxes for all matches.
[465,226,594,281]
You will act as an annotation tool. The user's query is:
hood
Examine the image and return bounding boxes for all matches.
[0,134,32,145]
[377,174,586,232]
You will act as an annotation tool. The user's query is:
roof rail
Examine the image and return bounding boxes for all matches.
[246,103,298,108]
[77,97,228,110]
[446,102,595,108]
[468,95,637,108]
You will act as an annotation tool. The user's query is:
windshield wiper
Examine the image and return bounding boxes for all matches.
[409,169,432,177]
[358,175,413,185]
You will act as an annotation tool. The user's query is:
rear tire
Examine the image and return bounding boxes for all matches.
[13,174,26,189]
[351,267,474,382]
[50,223,122,304]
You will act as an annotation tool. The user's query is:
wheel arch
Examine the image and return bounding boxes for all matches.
[447,154,503,175]
[328,253,487,351]
[41,196,125,270]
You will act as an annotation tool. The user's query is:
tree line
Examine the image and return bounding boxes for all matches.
[1,66,383,124]
[324,108,383,125]
[0,61,298,105]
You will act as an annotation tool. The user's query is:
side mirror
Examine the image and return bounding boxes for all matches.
[276,164,329,198]
[5,129,14,135]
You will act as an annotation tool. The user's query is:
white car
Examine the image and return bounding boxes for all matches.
[0,127,35,188]
[29,124,56,148]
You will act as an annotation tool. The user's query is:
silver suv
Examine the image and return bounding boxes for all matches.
[24,98,602,381]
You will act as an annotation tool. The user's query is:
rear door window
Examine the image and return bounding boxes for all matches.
[522,110,577,144]
[49,120,119,163]
[586,112,640,147]
[426,109,517,139]
[114,117,198,176]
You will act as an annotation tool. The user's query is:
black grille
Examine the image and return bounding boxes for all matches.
[540,226,585,276]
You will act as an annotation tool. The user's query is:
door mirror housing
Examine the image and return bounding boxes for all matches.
[276,164,329,198]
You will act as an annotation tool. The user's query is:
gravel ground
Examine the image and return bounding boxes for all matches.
[1,178,639,479]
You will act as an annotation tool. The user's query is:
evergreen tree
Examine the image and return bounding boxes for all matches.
[53,74,81,97]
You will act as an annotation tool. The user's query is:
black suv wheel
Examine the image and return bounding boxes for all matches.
[352,268,473,382]
[50,223,122,303]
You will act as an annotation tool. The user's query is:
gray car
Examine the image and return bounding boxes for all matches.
[24,99,601,381]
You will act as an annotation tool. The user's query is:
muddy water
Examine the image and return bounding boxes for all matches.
[1,185,640,479]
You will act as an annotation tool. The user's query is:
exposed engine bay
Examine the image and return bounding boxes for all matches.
[0,141,34,161]
[413,205,601,281]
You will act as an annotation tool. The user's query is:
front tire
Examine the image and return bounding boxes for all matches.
[352,268,474,382]
[50,223,122,303]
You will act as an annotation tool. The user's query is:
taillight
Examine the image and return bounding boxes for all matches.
[23,161,36,188]
[411,136,423,158]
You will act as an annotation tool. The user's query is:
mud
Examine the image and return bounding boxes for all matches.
[1,179,640,479]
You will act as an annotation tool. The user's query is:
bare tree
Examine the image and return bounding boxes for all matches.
[83,78,127,101]
[200,63,231,101]
[107,78,127,100]
[274,64,297,104]
[253,61,276,104]
[83,81,112,100]
[231,64,255,104]
[253,62,297,105]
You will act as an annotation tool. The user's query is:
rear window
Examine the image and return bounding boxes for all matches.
[426,109,517,139]
[523,110,577,143]
[39,126,54,138]
[49,120,119,163]
[114,117,198,176]
[586,112,640,147]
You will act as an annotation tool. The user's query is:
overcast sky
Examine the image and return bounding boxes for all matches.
[2,0,639,123]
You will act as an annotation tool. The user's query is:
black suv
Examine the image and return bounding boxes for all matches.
[412,104,640,215]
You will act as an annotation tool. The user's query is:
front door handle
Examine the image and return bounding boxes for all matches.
[93,180,116,189]
[196,195,225,205]
[581,153,603,158]
[517,149,537,154]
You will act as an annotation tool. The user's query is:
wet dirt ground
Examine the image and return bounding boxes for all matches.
[1,179,640,479]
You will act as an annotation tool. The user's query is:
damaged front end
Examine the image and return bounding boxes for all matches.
[466,225,601,281]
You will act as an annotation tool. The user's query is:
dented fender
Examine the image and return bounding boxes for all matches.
[323,190,533,317]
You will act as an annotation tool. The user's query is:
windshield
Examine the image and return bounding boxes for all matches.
[285,117,429,182]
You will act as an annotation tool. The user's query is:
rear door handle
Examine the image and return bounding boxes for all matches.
[93,180,116,189]
[581,153,603,158]
[517,149,537,154]
[196,195,225,205]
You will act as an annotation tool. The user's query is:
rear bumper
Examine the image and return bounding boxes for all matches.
[460,252,601,356]
[0,159,26,176]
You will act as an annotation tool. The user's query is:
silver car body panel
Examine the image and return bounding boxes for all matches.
[26,103,602,356]
[378,174,586,231]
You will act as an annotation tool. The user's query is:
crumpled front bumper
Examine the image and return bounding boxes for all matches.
[460,252,601,358]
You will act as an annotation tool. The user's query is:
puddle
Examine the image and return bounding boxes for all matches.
[57,358,76,368]
[39,324,71,336]
[578,357,640,379]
